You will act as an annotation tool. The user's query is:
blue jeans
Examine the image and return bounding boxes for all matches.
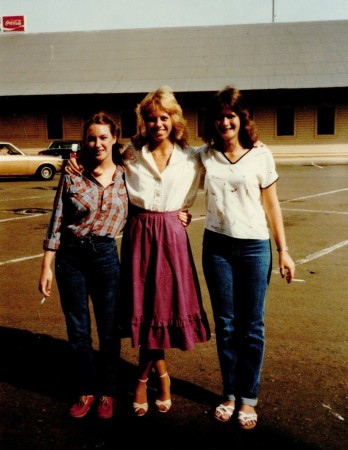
[55,236,121,397]
[202,230,272,406]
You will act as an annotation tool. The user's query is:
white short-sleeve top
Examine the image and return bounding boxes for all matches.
[123,142,203,211]
[199,143,278,239]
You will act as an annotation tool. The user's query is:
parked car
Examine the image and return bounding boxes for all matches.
[38,140,82,159]
[0,142,64,180]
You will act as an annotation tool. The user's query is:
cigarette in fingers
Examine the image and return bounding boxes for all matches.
[41,297,47,304]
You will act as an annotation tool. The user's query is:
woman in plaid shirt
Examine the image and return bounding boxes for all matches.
[39,112,128,420]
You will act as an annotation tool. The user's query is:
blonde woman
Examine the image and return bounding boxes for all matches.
[120,86,210,416]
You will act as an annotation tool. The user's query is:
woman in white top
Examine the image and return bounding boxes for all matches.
[200,86,295,430]
[120,86,211,417]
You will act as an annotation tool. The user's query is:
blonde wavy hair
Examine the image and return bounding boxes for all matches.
[131,86,189,149]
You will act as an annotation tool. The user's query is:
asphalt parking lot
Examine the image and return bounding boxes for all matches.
[0,163,347,450]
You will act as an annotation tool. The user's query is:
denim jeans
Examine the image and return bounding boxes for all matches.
[55,236,121,397]
[202,230,272,406]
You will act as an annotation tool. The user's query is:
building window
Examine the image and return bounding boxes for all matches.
[276,107,294,136]
[121,110,136,138]
[47,112,63,139]
[317,105,335,135]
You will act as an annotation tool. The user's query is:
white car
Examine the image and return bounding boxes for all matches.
[0,142,64,180]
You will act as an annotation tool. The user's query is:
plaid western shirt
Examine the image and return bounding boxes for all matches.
[43,167,128,250]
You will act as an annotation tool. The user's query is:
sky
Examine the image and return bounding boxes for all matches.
[1,0,348,33]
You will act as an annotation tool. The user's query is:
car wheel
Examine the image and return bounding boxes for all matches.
[36,165,55,180]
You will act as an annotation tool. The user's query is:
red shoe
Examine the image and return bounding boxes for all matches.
[69,395,94,418]
[97,396,114,419]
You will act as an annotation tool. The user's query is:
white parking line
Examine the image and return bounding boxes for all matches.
[0,214,45,223]
[0,195,53,203]
[281,208,348,215]
[295,240,348,265]
[281,188,348,204]
[0,253,43,266]
[272,239,348,280]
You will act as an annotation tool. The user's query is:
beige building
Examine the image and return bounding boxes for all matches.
[1,20,348,159]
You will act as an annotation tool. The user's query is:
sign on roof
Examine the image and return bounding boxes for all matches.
[0,16,26,32]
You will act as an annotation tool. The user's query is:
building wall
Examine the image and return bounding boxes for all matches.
[1,95,348,155]
[252,105,348,156]
[0,113,47,149]
[254,105,348,146]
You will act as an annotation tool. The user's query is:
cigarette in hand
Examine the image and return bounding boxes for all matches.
[41,297,47,304]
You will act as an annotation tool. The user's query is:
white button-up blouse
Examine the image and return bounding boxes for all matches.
[123,143,203,212]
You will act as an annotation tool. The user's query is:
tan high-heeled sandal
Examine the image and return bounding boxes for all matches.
[155,372,172,413]
[133,378,149,417]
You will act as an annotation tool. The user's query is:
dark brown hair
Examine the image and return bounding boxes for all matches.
[201,86,258,151]
[80,112,123,168]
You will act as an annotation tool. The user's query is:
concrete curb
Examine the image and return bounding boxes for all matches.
[274,157,348,165]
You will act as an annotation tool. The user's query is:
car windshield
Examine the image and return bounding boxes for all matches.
[0,144,21,155]
[49,141,77,149]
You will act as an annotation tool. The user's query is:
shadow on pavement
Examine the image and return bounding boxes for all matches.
[0,326,321,450]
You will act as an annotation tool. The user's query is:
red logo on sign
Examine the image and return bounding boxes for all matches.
[2,16,25,32]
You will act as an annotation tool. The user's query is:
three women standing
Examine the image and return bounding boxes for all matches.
[57,85,294,431]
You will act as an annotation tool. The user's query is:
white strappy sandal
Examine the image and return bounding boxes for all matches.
[214,403,235,422]
[238,410,258,430]
[155,372,172,413]
[133,378,149,417]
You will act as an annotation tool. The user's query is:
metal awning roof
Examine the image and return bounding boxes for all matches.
[1,20,348,96]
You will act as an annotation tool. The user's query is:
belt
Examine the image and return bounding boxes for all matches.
[61,233,114,245]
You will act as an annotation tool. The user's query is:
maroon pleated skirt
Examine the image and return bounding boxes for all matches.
[120,206,211,350]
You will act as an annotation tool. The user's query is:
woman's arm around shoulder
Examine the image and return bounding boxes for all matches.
[65,155,84,175]
[120,142,138,164]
